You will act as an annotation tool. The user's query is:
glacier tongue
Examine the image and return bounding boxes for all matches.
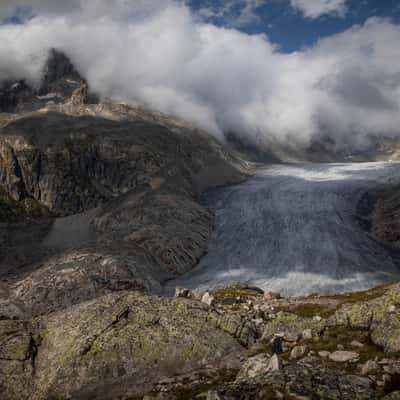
[169,162,400,296]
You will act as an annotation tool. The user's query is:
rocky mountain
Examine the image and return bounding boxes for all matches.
[0,50,246,316]
[0,50,90,114]
[228,128,400,164]
[1,50,400,400]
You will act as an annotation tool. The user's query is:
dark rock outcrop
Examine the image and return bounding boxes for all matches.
[39,49,83,95]
[0,49,95,114]
[0,81,33,113]
[0,49,245,317]
[0,111,244,315]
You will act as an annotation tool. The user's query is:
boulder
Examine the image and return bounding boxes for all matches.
[333,286,400,352]
[263,291,281,301]
[302,328,313,340]
[329,351,359,363]
[174,287,194,299]
[360,360,379,375]
[207,391,225,400]
[202,291,215,306]
[383,362,400,375]
[236,353,271,380]
[210,312,258,348]
[262,312,324,344]
[382,391,400,400]
[0,295,26,320]
[268,354,282,372]
[236,353,282,384]
[370,317,400,353]
[290,345,308,360]
[351,340,365,349]
[0,320,39,400]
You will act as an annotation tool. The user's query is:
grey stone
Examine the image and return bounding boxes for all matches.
[202,292,215,306]
[302,328,313,340]
[351,340,364,349]
[360,360,379,375]
[329,351,359,363]
[268,354,282,372]
[290,345,308,360]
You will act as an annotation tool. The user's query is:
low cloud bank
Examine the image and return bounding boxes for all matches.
[1,1,400,150]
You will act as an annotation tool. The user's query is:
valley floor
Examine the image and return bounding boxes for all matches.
[169,162,400,296]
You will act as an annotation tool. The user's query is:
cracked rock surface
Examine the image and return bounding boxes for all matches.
[0,51,245,319]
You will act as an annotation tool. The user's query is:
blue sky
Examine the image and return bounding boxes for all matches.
[189,0,400,52]
[2,1,400,52]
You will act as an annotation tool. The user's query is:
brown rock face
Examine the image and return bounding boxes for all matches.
[0,113,222,215]
[0,50,245,319]
[0,111,244,315]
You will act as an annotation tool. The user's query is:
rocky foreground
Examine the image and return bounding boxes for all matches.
[1,50,400,399]
[2,282,400,399]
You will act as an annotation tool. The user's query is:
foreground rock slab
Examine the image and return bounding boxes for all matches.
[0,292,244,400]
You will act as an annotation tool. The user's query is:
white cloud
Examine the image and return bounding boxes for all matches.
[0,0,174,23]
[232,0,267,26]
[196,0,347,24]
[0,0,80,19]
[289,0,348,19]
[0,2,400,152]
[197,0,266,27]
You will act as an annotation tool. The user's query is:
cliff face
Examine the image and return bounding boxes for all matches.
[0,50,245,319]
[0,53,250,400]
[0,113,225,215]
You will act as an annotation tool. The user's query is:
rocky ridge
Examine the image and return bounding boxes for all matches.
[0,50,246,319]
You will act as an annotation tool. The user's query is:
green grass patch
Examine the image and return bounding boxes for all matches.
[212,284,263,305]
[0,188,50,222]
[303,325,400,365]
[325,282,397,304]
[275,303,335,319]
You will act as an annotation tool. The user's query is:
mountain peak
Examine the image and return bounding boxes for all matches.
[0,49,97,113]
[39,48,85,95]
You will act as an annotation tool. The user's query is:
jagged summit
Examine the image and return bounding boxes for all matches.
[0,48,94,113]
[39,48,84,96]
[42,50,81,85]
